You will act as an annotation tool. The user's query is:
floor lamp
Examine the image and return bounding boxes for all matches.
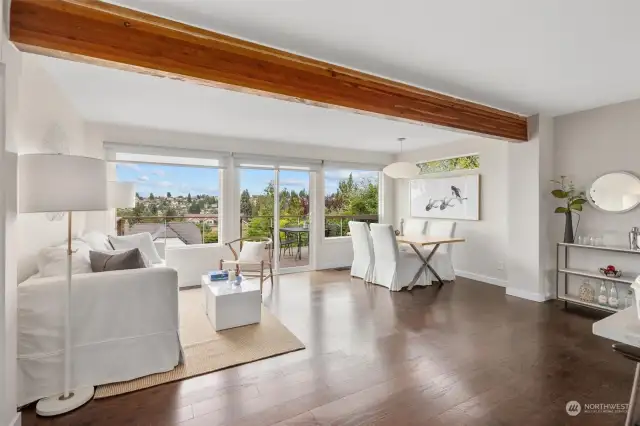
[108,181,136,234]
[18,154,107,416]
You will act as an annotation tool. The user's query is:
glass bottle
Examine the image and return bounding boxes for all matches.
[608,283,619,309]
[598,281,608,306]
[626,289,634,309]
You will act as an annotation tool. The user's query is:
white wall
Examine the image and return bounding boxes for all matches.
[0,10,7,424]
[394,137,509,285]
[506,116,555,302]
[0,37,90,424]
[555,99,640,297]
[86,122,395,165]
[1,3,20,422]
[13,54,90,281]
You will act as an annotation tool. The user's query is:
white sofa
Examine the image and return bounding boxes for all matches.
[17,232,181,406]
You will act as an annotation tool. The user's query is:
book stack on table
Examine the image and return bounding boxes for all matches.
[209,270,229,282]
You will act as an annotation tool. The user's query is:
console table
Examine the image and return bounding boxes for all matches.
[556,242,640,313]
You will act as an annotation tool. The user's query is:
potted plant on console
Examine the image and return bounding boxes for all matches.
[552,176,587,243]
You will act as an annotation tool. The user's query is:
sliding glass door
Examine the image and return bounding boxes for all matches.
[239,166,312,274]
[277,170,310,271]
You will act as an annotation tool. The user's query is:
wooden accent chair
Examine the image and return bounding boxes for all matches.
[220,237,273,293]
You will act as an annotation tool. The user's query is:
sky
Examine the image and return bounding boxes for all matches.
[116,163,379,197]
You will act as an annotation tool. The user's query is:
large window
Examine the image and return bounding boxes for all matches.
[239,168,311,269]
[115,162,221,245]
[417,154,479,175]
[324,169,379,237]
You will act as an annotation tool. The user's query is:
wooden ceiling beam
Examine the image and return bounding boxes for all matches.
[9,0,529,141]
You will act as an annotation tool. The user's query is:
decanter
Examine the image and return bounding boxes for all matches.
[626,289,634,309]
[598,281,608,306]
[608,283,619,309]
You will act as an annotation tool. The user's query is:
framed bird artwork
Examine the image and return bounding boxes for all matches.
[410,174,480,220]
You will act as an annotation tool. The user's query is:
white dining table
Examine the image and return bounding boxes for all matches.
[396,235,466,289]
[593,305,640,425]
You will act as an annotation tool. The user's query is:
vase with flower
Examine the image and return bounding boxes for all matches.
[551,176,587,243]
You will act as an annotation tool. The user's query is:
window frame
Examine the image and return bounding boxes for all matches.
[322,167,382,240]
[112,160,223,247]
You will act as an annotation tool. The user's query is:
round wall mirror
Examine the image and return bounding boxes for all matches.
[589,172,640,213]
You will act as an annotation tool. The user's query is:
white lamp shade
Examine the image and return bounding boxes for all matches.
[19,154,108,213]
[382,162,420,179]
[108,181,136,208]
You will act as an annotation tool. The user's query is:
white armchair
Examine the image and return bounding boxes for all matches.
[348,221,374,282]
[18,267,181,406]
[370,224,428,291]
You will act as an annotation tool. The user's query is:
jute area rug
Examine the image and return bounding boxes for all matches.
[95,288,304,398]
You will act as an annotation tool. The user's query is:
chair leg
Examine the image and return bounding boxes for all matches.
[269,262,274,287]
[260,261,264,294]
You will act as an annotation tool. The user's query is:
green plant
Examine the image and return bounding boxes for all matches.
[551,176,587,213]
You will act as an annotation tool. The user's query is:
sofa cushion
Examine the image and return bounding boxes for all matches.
[80,231,113,251]
[238,241,267,263]
[94,248,152,268]
[109,232,163,264]
[37,240,92,278]
[90,248,147,272]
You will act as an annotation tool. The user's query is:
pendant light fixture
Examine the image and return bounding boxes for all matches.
[382,137,420,179]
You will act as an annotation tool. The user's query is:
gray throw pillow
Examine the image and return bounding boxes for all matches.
[89,248,146,272]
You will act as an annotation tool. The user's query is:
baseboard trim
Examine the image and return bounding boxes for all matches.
[10,412,21,426]
[179,284,201,291]
[505,287,549,303]
[455,270,507,287]
[317,263,350,270]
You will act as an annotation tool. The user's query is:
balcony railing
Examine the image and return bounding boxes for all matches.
[116,215,219,245]
[116,213,379,245]
[324,214,378,237]
[240,214,309,243]
[239,214,378,239]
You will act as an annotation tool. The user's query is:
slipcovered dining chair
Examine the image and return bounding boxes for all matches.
[399,219,428,252]
[348,221,375,282]
[424,221,457,281]
[369,224,428,291]
[220,237,273,293]
[404,219,428,236]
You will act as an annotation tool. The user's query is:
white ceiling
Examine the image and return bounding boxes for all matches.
[106,0,640,117]
[34,55,463,152]
[33,0,640,152]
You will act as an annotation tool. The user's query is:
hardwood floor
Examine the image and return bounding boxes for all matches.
[21,271,632,425]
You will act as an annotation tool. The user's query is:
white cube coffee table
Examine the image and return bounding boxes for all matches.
[201,275,261,331]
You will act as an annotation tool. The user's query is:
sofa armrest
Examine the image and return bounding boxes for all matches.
[18,267,179,356]
[154,241,166,260]
[165,244,231,288]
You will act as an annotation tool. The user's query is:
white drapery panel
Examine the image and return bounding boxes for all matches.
[104,142,230,168]
[233,154,321,171]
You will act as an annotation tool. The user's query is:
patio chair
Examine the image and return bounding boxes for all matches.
[220,237,273,293]
[269,227,296,259]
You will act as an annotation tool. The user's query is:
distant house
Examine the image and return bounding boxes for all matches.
[185,214,217,226]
